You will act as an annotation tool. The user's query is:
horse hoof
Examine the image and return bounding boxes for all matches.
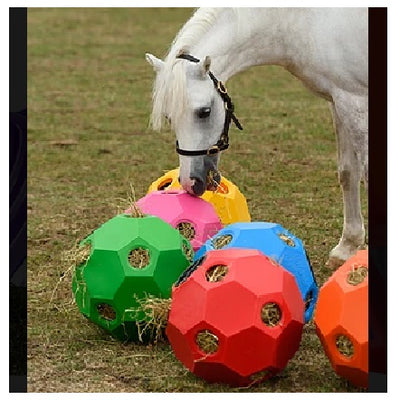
[325,256,345,269]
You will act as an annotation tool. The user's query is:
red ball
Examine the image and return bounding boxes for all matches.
[166,249,304,387]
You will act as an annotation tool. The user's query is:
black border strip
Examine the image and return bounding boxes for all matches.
[9,7,28,393]
[368,7,387,393]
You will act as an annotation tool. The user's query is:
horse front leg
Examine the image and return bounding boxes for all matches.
[327,96,367,268]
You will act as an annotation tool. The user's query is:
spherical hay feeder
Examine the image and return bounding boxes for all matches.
[314,249,368,388]
[147,168,251,225]
[194,222,319,323]
[126,190,222,251]
[166,248,304,387]
[71,213,193,342]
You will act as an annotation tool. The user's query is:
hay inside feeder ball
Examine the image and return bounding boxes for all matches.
[205,265,229,282]
[261,303,282,327]
[166,248,304,387]
[128,247,150,269]
[194,222,318,323]
[196,330,220,354]
[128,190,222,251]
[314,249,368,388]
[212,234,233,249]
[71,214,193,342]
[335,334,354,358]
[347,265,368,286]
[147,168,251,225]
[177,221,196,241]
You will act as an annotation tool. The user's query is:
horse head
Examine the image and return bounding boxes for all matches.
[146,52,241,196]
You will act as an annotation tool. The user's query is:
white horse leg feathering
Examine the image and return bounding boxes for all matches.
[145,8,368,267]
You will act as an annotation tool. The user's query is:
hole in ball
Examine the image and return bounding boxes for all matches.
[278,233,295,247]
[205,265,229,282]
[336,334,354,358]
[216,182,229,194]
[196,330,219,354]
[212,234,233,249]
[128,247,150,269]
[261,302,282,327]
[157,178,173,190]
[97,303,116,321]
[177,222,196,241]
[347,265,368,285]
[304,290,314,311]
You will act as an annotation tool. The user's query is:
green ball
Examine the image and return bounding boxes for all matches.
[72,214,193,341]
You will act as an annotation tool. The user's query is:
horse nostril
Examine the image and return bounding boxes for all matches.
[190,177,206,196]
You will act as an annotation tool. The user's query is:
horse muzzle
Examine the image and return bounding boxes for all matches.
[179,169,221,196]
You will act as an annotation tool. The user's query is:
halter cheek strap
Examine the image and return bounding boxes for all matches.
[175,53,243,157]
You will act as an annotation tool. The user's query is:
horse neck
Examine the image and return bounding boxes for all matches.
[175,8,297,82]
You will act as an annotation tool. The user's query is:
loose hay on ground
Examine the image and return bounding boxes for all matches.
[135,294,172,343]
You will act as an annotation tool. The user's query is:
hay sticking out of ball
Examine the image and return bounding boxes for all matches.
[64,240,92,269]
[128,247,150,269]
[212,234,233,249]
[182,241,194,262]
[261,303,282,327]
[74,241,92,266]
[177,222,196,241]
[278,233,295,247]
[97,303,117,321]
[135,294,172,343]
[207,170,228,194]
[196,330,219,354]
[347,265,368,285]
[216,182,229,194]
[50,239,93,309]
[336,334,354,358]
[127,183,145,218]
[206,265,229,282]
[249,369,274,386]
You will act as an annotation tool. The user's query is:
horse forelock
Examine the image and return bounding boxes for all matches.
[150,59,188,131]
[150,8,224,131]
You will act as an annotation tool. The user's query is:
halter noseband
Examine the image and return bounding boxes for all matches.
[175,53,243,156]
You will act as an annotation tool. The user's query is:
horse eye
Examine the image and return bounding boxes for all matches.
[196,107,211,119]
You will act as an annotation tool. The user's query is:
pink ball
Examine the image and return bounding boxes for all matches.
[126,190,223,251]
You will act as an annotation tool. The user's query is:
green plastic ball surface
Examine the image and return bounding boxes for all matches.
[72,214,193,341]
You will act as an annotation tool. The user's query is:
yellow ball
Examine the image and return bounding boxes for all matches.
[148,168,251,225]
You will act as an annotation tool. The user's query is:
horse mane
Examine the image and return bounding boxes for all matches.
[150,8,225,131]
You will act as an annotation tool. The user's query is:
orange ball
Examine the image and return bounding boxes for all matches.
[314,250,368,388]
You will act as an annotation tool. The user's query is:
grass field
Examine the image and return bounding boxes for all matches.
[27,8,368,392]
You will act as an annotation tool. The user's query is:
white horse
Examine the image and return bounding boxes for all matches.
[145,8,368,267]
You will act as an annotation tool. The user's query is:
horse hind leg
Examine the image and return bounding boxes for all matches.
[327,93,368,268]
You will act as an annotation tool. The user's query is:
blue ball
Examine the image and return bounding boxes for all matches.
[194,222,318,323]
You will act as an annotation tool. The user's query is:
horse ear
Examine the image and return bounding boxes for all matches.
[203,56,211,74]
[145,53,164,72]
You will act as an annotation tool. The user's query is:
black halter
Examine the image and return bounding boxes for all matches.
[175,53,243,156]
